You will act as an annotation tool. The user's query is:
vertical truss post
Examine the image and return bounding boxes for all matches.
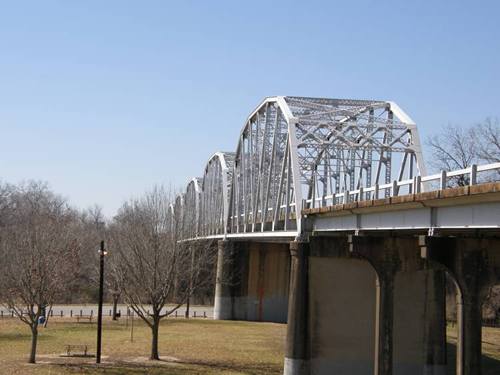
[248,121,255,227]
[253,105,271,231]
[384,109,394,197]
[241,135,248,232]
[285,148,292,231]
[273,139,289,231]
[262,106,279,231]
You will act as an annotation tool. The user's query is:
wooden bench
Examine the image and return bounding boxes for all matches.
[65,344,89,357]
[76,315,93,323]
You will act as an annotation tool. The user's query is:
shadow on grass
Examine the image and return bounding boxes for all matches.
[446,343,500,375]
[0,332,32,341]
[56,358,281,375]
[54,323,125,332]
[0,331,53,342]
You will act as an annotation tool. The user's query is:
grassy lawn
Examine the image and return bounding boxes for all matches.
[446,324,500,374]
[0,317,285,374]
[1,317,500,374]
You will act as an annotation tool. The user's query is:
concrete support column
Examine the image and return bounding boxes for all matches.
[308,236,376,374]
[423,270,447,375]
[353,236,399,375]
[454,249,485,375]
[461,291,483,375]
[284,240,310,375]
[246,242,290,322]
[214,240,234,320]
[393,269,447,375]
[354,236,447,375]
[376,271,395,375]
[425,237,500,375]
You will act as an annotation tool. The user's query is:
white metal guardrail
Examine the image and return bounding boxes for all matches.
[305,162,500,208]
[186,162,500,240]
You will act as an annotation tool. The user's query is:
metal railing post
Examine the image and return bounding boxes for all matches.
[415,175,421,193]
[392,180,398,197]
[470,164,477,186]
[440,170,447,190]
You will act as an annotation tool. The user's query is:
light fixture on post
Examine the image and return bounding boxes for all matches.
[96,240,107,364]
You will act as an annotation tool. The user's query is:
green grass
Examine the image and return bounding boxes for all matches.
[0,317,285,374]
[1,318,500,374]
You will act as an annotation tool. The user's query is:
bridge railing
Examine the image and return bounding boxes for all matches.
[186,162,499,238]
[223,162,500,233]
[304,162,500,207]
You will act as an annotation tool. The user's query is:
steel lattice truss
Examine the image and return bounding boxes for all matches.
[182,177,202,239]
[178,96,426,239]
[199,152,234,237]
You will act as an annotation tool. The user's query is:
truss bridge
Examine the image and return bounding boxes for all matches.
[175,96,500,375]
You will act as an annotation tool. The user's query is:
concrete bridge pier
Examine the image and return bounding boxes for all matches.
[214,240,290,322]
[353,236,447,375]
[284,240,310,375]
[393,268,447,375]
[307,236,377,375]
[214,240,235,320]
[214,240,252,320]
[283,235,447,375]
[425,236,500,375]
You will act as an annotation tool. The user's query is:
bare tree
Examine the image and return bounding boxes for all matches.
[181,204,217,317]
[483,285,500,322]
[426,124,478,185]
[475,117,500,163]
[58,205,105,305]
[427,119,500,186]
[185,240,218,307]
[109,186,216,360]
[74,205,121,315]
[0,182,78,363]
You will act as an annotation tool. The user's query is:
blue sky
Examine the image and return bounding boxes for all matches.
[0,0,499,216]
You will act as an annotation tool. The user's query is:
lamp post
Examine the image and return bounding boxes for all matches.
[96,240,107,364]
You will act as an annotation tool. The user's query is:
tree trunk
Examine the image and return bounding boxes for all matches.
[112,294,119,320]
[29,325,38,364]
[150,319,160,360]
[43,305,52,328]
[185,247,195,319]
[185,297,190,318]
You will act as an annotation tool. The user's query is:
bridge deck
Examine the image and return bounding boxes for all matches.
[305,182,500,234]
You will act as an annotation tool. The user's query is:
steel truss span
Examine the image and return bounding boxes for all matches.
[176,96,499,241]
[174,95,431,240]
